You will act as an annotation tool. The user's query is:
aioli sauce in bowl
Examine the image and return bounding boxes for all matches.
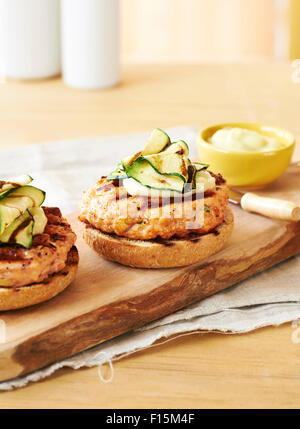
[209,127,285,153]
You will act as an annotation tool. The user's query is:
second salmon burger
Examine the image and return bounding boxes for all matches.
[79,129,233,268]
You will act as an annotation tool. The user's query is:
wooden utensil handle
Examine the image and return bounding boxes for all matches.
[241,193,300,221]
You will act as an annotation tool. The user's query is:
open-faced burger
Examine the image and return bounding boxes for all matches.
[79,129,233,268]
[0,175,78,311]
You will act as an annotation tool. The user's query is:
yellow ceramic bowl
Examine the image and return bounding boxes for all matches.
[197,123,295,190]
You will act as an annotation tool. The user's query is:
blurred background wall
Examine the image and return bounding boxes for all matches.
[121,0,291,63]
[1,0,300,72]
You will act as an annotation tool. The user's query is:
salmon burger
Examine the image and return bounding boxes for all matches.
[79,129,233,268]
[0,176,78,311]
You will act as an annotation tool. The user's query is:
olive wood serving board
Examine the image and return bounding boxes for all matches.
[0,164,300,383]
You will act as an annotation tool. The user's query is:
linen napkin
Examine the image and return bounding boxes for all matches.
[0,126,299,391]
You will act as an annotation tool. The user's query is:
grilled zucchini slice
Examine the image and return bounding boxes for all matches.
[164,140,189,156]
[194,170,216,191]
[141,152,189,181]
[28,207,47,235]
[0,174,33,200]
[14,219,34,248]
[0,206,20,235]
[8,185,45,207]
[121,152,142,170]
[193,162,209,171]
[141,128,170,156]
[0,210,34,248]
[107,167,128,180]
[126,157,185,192]
[0,196,33,213]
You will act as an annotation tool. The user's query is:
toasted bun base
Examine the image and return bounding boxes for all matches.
[83,208,234,268]
[0,246,79,311]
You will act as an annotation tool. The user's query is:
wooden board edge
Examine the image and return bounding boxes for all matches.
[0,221,299,383]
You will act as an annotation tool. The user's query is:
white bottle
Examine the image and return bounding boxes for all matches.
[61,0,120,90]
[0,0,61,80]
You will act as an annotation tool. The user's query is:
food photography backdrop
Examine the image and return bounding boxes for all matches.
[0,0,300,410]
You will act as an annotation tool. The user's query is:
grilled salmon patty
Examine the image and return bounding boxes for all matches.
[0,207,76,288]
[79,175,229,240]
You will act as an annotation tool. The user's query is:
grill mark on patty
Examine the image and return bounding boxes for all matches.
[0,208,76,288]
[96,178,125,192]
[115,192,130,202]
[97,182,130,202]
[0,246,78,289]
[96,183,115,193]
[98,173,220,211]
[146,190,216,209]
[50,233,67,242]
[209,172,226,186]
[0,248,30,261]
[104,177,217,210]
[43,207,62,217]
[116,190,217,212]
[0,246,28,260]
[84,221,221,246]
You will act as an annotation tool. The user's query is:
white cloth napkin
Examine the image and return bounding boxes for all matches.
[0,126,299,391]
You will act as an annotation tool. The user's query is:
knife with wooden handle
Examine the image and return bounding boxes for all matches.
[229,189,300,221]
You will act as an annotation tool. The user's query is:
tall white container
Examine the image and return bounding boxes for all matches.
[0,0,60,80]
[61,0,120,89]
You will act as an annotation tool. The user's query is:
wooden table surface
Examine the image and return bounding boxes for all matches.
[0,63,300,409]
